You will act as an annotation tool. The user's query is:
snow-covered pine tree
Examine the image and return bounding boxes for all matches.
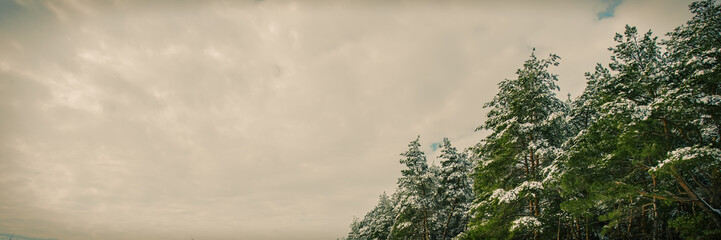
[389,136,437,240]
[560,3,721,236]
[348,216,363,240]
[555,63,617,239]
[651,0,721,236]
[436,138,473,240]
[463,50,566,240]
[559,24,674,239]
[346,192,397,240]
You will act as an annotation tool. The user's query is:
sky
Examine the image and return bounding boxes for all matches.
[0,0,698,239]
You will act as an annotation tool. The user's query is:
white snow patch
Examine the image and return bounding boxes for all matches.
[650,145,721,172]
[489,181,544,203]
[510,216,542,232]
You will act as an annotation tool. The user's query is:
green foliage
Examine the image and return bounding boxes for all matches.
[347,1,721,239]
[669,214,721,240]
[557,1,721,238]
[348,137,473,240]
[436,138,474,240]
[348,192,397,240]
[465,50,566,240]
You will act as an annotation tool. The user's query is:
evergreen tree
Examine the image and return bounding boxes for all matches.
[436,138,473,240]
[347,192,397,240]
[559,1,721,236]
[558,25,671,239]
[464,50,566,240]
[343,2,721,239]
[653,0,721,237]
[348,216,363,240]
[389,136,436,240]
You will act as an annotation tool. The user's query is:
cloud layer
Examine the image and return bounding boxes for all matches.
[0,0,695,239]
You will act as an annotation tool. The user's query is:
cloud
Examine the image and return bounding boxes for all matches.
[0,0,696,239]
[598,0,624,20]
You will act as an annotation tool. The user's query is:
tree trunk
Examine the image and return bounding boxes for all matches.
[423,206,430,240]
[585,216,589,240]
[557,217,561,240]
[671,166,721,226]
[442,203,457,240]
[575,218,581,240]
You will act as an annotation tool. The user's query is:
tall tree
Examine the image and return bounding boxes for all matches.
[347,192,397,240]
[343,2,721,239]
[560,1,721,236]
[558,25,671,239]
[652,0,721,237]
[389,136,436,240]
[464,50,566,240]
[436,138,473,240]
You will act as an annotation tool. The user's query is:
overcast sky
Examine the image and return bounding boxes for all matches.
[0,0,697,239]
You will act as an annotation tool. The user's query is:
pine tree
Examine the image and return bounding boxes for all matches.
[347,192,397,240]
[464,50,566,240]
[559,24,677,239]
[389,136,436,240]
[560,2,721,236]
[436,138,473,240]
[343,2,721,239]
[348,216,363,240]
[652,0,721,237]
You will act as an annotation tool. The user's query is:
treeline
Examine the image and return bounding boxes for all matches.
[344,1,720,239]
[346,137,474,240]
